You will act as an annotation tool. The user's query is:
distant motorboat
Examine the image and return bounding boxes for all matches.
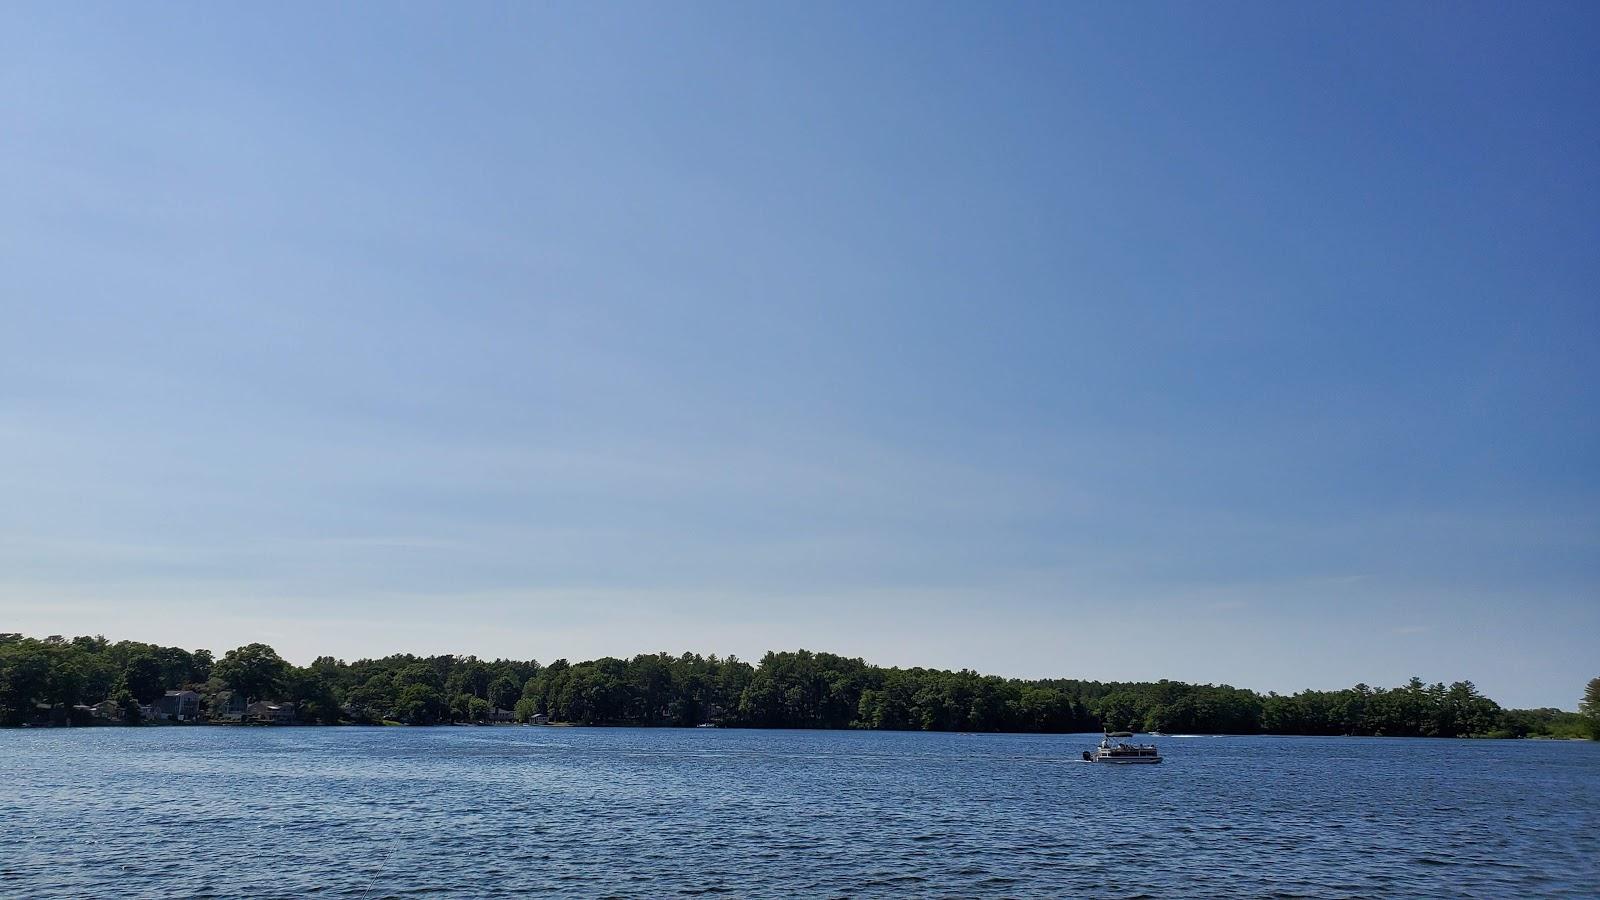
[696,723,718,728]
[1082,731,1162,764]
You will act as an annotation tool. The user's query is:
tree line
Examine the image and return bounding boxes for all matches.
[2,632,1595,740]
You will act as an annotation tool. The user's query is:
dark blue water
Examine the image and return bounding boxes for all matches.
[3,727,1597,898]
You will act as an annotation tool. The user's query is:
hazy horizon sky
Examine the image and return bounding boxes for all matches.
[3,4,1596,709]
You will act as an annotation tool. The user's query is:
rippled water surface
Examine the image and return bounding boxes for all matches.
[3,727,1597,898]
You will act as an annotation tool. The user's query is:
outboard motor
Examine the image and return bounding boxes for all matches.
[1082,750,1092,762]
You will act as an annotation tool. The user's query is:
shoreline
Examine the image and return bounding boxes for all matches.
[8,720,1590,740]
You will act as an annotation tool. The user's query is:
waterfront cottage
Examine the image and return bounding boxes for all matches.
[211,690,248,722]
[151,690,202,722]
[245,701,296,725]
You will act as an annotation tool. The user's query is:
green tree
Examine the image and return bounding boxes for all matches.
[396,663,442,690]
[396,684,445,724]
[285,668,342,724]
[191,649,215,683]
[47,659,87,706]
[114,688,142,724]
[1581,677,1600,740]
[346,673,395,722]
[469,696,492,722]
[0,647,51,725]
[121,654,165,703]
[214,644,289,703]
[488,675,520,711]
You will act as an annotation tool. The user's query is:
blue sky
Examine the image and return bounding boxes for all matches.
[2,4,1595,708]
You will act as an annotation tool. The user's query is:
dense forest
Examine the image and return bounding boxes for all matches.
[2,633,1596,739]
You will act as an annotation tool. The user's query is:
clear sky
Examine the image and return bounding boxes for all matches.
[2,4,1595,708]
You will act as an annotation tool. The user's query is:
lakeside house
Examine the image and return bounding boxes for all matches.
[31,703,66,726]
[151,690,202,722]
[245,701,296,725]
[488,707,516,724]
[92,700,123,722]
[528,712,549,726]
[211,691,248,722]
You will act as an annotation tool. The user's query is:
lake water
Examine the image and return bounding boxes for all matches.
[2,727,1597,898]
